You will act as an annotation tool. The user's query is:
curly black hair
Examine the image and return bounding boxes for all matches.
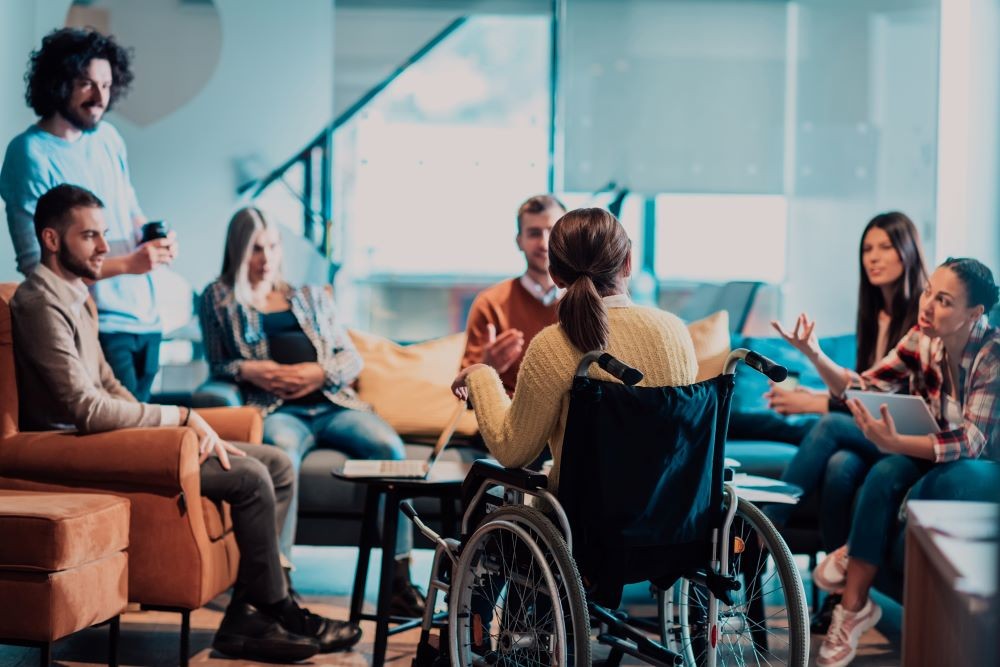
[942,257,1000,312]
[24,27,134,118]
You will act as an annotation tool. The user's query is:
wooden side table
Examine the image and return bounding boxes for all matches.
[902,500,997,667]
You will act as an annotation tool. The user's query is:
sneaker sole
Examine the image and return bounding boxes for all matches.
[817,604,883,667]
[812,563,847,594]
[213,634,320,663]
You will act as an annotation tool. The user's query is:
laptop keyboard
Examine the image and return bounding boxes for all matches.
[375,460,428,476]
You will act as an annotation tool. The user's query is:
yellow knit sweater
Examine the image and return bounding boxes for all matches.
[466,303,698,492]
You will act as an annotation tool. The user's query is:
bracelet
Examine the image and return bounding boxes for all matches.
[182,407,191,426]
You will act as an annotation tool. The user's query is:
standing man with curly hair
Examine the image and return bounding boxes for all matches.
[0,27,177,400]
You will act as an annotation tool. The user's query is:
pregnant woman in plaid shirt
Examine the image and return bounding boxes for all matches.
[776,258,999,667]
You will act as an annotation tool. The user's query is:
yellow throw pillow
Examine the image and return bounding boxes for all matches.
[348,330,478,438]
[687,310,731,381]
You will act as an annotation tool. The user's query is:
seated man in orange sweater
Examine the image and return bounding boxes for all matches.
[460,194,566,395]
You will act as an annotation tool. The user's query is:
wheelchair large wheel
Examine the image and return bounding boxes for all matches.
[449,505,591,666]
[658,496,809,667]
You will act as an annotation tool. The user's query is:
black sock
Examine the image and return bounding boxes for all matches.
[259,596,295,620]
[393,557,412,591]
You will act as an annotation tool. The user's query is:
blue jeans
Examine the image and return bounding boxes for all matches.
[908,458,1000,503]
[263,403,412,559]
[820,450,872,550]
[766,412,883,528]
[847,455,932,565]
[98,331,161,402]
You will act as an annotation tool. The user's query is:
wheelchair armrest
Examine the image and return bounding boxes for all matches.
[462,459,549,502]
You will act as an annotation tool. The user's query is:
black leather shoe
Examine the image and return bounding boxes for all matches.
[271,598,363,653]
[389,580,427,618]
[213,601,319,663]
[811,593,842,634]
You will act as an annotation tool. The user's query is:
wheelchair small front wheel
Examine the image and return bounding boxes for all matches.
[658,496,809,667]
[449,505,591,666]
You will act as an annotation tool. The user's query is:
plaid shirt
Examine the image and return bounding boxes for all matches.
[199,280,370,416]
[846,318,1000,462]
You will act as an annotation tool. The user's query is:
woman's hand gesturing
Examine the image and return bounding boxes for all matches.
[770,313,822,360]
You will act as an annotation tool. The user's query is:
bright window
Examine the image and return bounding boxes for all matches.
[654,194,787,283]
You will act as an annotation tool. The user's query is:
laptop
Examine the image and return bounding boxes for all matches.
[844,390,941,436]
[340,401,468,479]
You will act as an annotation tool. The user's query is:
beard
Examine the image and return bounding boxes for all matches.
[59,101,103,133]
[58,243,102,281]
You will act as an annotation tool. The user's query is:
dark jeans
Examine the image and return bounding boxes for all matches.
[765,412,883,528]
[200,441,296,607]
[98,331,162,402]
[727,409,818,445]
[847,455,932,565]
[820,450,872,550]
[263,402,410,558]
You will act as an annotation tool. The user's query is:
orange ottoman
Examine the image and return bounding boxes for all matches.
[0,490,129,666]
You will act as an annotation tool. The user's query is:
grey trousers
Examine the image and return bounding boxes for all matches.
[200,442,295,607]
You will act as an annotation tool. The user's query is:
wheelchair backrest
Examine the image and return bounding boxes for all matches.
[557,373,735,606]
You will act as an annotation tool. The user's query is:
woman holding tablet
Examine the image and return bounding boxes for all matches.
[783,258,999,667]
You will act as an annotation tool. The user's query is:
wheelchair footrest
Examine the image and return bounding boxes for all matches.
[592,605,684,666]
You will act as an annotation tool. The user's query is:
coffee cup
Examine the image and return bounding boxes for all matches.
[140,221,169,244]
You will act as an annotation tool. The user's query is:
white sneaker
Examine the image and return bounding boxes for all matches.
[813,545,849,593]
[816,598,882,667]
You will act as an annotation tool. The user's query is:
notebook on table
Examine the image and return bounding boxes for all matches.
[340,401,468,479]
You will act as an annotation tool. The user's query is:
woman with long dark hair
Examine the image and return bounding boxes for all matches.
[766,211,927,416]
[451,207,698,490]
[764,213,928,552]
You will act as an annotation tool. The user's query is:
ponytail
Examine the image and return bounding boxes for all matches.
[559,274,609,352]
[549,207,631,352]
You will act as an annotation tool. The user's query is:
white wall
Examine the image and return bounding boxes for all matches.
[118,0,334,290]
[935,0,1000,273]
[0,0,68,283]
[0,0,334,291]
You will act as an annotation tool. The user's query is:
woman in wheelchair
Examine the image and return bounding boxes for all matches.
[442,208,809,666]
[451,207,698,490]
[774,258,999,667]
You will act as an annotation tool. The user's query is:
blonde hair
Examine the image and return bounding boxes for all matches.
[219,207,286,306]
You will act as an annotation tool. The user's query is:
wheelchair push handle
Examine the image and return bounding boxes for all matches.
[726,348,788,382]
[744,350,788,382]
[400,501,419,522]
[575,351,644,386]
[599,353,644,385]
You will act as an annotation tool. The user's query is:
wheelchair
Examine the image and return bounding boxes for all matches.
[404,349,809,666]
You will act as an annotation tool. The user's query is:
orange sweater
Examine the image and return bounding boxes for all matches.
[461,278,559,394]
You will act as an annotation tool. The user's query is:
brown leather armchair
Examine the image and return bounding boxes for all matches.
[0,283,262,665]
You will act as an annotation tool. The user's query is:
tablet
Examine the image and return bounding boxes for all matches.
[844,391,941,436]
